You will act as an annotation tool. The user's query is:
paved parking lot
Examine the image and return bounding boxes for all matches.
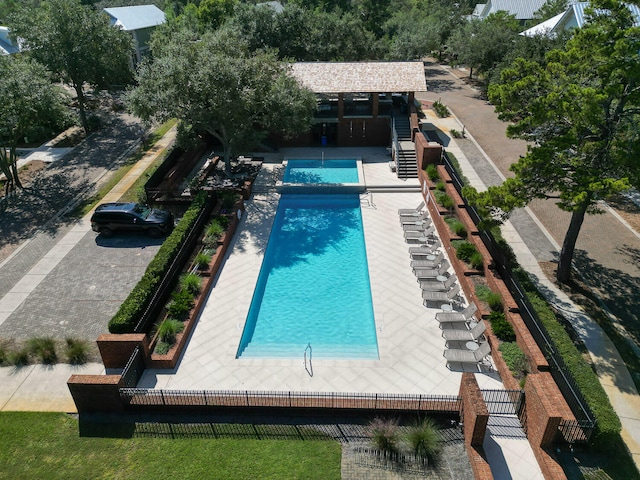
[0,224,163,341]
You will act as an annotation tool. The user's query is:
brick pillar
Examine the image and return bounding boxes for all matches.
[67,375,124,413]
[459,373,494,479]
[97,333,149,369]
[460,372,489,446]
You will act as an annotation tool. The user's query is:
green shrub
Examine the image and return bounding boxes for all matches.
[434,190,454,210]
[407,418,441,464]
[369,417,400,455]
[487,292,503,311]
[454,241,478,263]
[167,289,195,319]
[180,273,202,296]
[108,192,208,333]
[450,128,463,139]
[445,217,467,238]
[157,318,185,344]
[154,340,171,355]
[488,311,515,342]
[499,342,528,379]
[470,251,484,270]
[8,347,30,366]
[220,192,238,210]
[425,164,439,181]
[433,100,449,118]
[475,284,492,300]
[65,338,89,365]
[194,252,212,270]
[28,337,57,364]
[435,180,446,191]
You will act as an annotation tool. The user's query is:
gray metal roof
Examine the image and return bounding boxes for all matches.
[480,0,547,20]
[104,5,165,31]
[290,62,427,94]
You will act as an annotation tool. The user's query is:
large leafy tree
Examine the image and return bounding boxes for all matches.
[0,55,70,195]
[9,0,133,133]
[128,29,316,174]
[467,0,640,283]
[447,11,521,78]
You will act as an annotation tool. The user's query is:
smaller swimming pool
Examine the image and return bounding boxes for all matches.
[283,159,359,184]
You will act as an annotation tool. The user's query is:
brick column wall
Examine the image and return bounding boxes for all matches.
[459,373,494,479]
[525,373,570,479]
[67,375,124,413]
[97,334,149,369]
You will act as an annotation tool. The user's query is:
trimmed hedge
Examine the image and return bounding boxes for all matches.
[515,269,621,445]
[108,193,208,334]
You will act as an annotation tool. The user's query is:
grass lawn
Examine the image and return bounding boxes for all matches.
[0,412,342,480]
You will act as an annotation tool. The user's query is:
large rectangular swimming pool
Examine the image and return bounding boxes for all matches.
[237,194,378,359]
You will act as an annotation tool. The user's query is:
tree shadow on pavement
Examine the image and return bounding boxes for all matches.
[0,113,142,261]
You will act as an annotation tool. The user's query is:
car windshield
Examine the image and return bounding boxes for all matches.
[133,204,151,219]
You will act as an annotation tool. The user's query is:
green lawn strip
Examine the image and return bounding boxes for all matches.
[0,412,341,480]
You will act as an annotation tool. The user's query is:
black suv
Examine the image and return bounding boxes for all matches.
[91,203,174,237]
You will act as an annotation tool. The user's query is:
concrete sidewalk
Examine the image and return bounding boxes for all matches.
[417,62,640,471]
[0,126,177,413]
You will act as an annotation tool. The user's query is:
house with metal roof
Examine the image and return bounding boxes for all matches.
[288,62,427,147]
[0,26,20,55]
[473,0,547,22]
[103,4,165,63]
[521,2,640,36]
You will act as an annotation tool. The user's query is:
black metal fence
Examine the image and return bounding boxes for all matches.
[482,389,525,417]
[133,194,216,334]
[119,389,462,414]
[120,346,145,389]
[442,153,596,443]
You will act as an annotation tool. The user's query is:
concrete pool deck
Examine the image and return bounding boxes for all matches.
[138,148,504,395]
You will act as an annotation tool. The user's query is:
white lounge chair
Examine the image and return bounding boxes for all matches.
[441,320,486,342]
[398,201,425,217]
[408,243,440,256]
[403,222,434,233]
[420,274,457,292]
[435,303,478,324]
[422,283,461,306]
[411,252,444,269]
[400,213,431,225]
[444,341,491,367]
[414,260,450,280]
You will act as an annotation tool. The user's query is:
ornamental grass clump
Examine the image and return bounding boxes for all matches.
[158,318,184,344]
[407,418,441,465]
[369,417,400,458]
[180,272,202,296]
[65,338,89,365]
[28,337,57,364]
[166,289,195,319]
[425,164,439,181]
[194,252,212,270]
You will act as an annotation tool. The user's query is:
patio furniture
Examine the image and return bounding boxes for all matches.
[441,320,486,342]
[400,213,431,225]
[422,283,461,307]
[420,274,457,292]
[403,223,435,233]
[410,249,444,261]
[435,303,478,324]
[414,260,450,280]
[411,252,444,269]
[408,243,440,257]
[443,341,491,368]
[398,201,425,216]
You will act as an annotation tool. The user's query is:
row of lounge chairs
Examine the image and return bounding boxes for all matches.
[398,202,492,371]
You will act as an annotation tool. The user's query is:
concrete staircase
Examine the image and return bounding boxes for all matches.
[394,114,419,179]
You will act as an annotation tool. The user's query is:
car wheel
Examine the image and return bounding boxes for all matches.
[99,227,114,238]
[148,227,162,238]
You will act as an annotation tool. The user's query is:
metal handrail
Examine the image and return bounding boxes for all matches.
[304,343,313,377]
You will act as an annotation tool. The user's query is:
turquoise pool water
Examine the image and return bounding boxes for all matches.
[237,194,378,359]
[283,159,359,184]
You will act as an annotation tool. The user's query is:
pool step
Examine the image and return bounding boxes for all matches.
[239,343,379,359]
